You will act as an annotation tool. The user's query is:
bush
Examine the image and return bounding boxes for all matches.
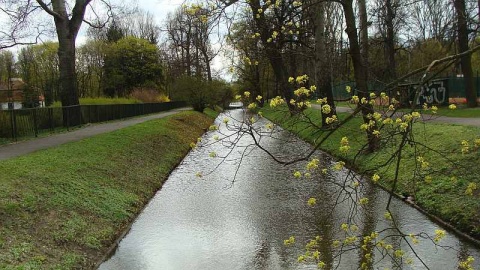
[130,88,170,103]
[170,76,234,112]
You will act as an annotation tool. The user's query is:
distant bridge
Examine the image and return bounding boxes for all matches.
[227,102,243,109]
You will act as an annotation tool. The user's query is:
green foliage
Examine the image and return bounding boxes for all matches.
[171,76,234,112]
[17,42,60,106]
[102,36,163,97]
[0,111,214,268]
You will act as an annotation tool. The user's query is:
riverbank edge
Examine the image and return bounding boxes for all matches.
[0,111,217,269]
[92,109,219,269]
[260,108,480,248]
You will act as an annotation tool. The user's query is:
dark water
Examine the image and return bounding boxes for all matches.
[99,109,480,270]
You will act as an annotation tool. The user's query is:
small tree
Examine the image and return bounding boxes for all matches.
[102,36,163,97]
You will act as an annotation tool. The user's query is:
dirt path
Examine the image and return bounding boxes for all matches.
[0,108,190,161]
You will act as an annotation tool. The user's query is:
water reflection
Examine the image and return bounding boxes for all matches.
[99,109,479,270]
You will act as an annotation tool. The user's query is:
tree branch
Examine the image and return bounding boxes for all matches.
[35,0,63,20]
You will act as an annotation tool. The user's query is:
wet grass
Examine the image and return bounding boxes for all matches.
[261,106,480,239]
[0,111,214,269]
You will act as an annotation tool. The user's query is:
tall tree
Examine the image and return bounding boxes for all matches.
[454,0,477,107]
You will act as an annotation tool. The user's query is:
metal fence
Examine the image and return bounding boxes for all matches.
[331,76,480,102]
[0,101,186,141]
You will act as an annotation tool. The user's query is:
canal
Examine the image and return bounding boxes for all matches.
[100,109,480,269]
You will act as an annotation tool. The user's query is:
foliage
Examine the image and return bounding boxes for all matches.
[0,111,214,269]
[17,42,59,106]
[171,76,234,112]
[129,88,170,103]
[102,36,164,97]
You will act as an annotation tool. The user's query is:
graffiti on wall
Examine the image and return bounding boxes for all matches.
[413,80,449,106]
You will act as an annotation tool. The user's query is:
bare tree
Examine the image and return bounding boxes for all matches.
[1,0,114,124]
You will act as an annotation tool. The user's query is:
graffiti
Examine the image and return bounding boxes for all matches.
[415,80,449,105]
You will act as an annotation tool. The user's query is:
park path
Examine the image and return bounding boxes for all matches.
[312,104,480,127]
[0,108,190,161]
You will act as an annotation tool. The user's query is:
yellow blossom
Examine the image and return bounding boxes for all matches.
[244,91,251,98]
[333,161,345,171]
[372,174,380,183]
[465,182,477,196]
[346,85,351,93]
[384,211,392,220]
[434,229,446,242]
[247,103,257,110]
[288,77,294,83]
[449,104,457,110]
[306,158,320,170]
[351,95,359,103]
[359,197,369,205]
[293,171,302,178]
[307,197,317,206]
[284,236,295,245]
[321,104,331,114]
[209,151,216,157]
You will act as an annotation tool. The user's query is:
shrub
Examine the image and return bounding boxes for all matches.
[170,76,234,112]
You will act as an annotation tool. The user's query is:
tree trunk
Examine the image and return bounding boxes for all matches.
[385,0,397,82]
[358,0,369,72]
[455,0,477,107]
[343,0,379,152]
[314,2,336,127]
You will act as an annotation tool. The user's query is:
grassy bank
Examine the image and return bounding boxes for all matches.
[261,106,480,239]
[0,111,214,269]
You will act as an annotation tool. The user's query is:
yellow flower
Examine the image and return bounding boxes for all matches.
[372,174,380,183]
[247,103,257,110]
[359,197,369,205]
[431,106,438,113]
[306,158,320,170]
[223,118,229,124]
[235,94,241,100]
[384,211,392,220]
[326,115,337,124]
[459,256,475,270]
[434,229,446,242]
[333,161,345,171]
[288,77,294,83]
[256,95,262,101]
[394,249,404,258]
[346,85,351,93]
[465,182,477,196]
[195,172,202,178]
[266,123,273,129]
[370,92,376,99]
[213,135,219,140]
[321,104,331,114]
[244,91,251,97]
[351,95,359,103]
[307,197,317,206]
[449,104,457,110]
[209,151,216,157]
[284,236,295,245]
[293,171,302,178]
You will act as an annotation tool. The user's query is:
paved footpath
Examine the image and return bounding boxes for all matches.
[0,108,190,161]
[312,104,480,127]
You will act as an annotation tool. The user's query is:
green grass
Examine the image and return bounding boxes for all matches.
[261,106,480,238]
[203,107,221,119]
[0,111,214,269]
[416,104,480,118]
[49,97,142,107]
